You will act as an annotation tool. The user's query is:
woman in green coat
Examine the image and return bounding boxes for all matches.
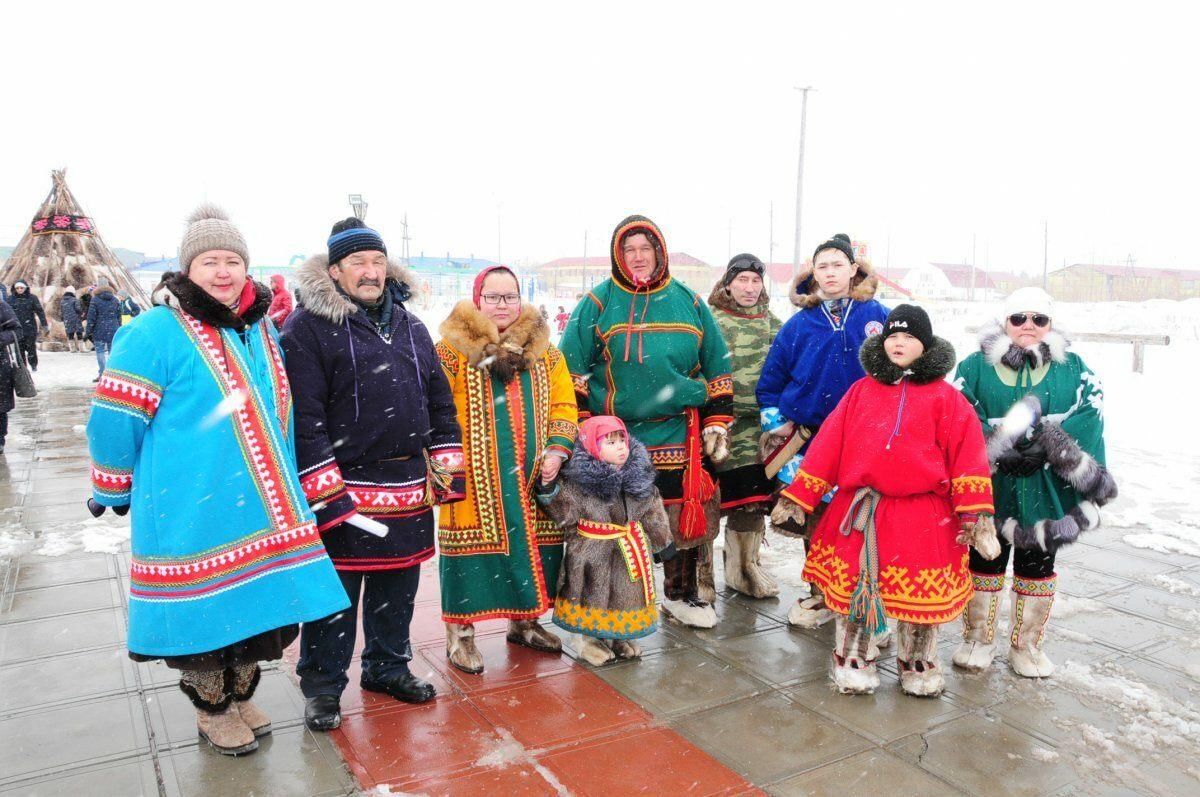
[952,287,1116,679]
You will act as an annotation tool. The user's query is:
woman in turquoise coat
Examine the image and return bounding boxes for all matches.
[86,206,348,756]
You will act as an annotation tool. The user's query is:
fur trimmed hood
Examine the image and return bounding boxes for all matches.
[561,436,656,502]
[151,271,271,331]
[295,252,421,325]
[789,257,879,309]
[978,320,1070,370]
[859,334,957,385]
[707,278,770,314]
[439,299,550,382]
[609,214,669,291]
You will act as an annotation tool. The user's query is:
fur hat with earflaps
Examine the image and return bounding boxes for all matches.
[179,204,249,272]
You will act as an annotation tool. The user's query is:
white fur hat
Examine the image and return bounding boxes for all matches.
[1004,286,1054,318]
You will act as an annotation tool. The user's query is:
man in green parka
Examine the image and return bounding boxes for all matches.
[560,214,734,628]
[953,287,1116,679]
[707,253,782,598]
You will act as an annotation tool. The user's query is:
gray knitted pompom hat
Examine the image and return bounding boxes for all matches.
[179,204,249,272]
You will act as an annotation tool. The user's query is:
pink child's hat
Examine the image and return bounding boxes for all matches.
[577,416,627,460]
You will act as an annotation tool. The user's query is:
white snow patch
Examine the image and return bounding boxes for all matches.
[473,728,570,796]
[0,517,129,558]
[1031,747,1060,762]
[1051,594,1105,619]
[1123,533,1200,558]
[1152,575,1200,598]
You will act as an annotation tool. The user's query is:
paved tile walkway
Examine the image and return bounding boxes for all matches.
[2,385,1198,796]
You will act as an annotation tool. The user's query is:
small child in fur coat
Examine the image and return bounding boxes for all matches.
[537,416,678,666]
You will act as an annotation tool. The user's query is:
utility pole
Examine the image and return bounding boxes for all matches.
[792,86,815,276]
[1042,220,1049,290]
[400,213,412,267]
[970,233,977,302]
[728,218,733,262]
[769,202,775,266]
[497,203,502,265]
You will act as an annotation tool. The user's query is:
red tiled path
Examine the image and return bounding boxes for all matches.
[284,560,758,795]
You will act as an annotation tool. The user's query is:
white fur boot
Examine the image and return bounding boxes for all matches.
[831,616,880,694]
[1009,577,1056,678]
[661,598,717,629]
[952,575,1003,672]
[787,589,834,628]
[897,621,944,697]
[610,638,643,660]
[578,635,616,666]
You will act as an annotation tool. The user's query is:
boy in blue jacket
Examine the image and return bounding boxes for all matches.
[756,233,889,627]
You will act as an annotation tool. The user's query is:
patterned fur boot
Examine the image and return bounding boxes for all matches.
[952,573,1003,672]
[446,622,485,674]
[1009,576,1056,678]
[831,616,880,694]
[696,540,717,604]
[897,622,943,697]
[507,619,562,654]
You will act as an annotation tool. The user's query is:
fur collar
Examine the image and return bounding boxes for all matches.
[978,320,1069,369]
[707,279,770,314]
[789,257,880,309]
[859,334,957,385]
[439,300,550,382]
[295,252,421,325]
[561,437,656,501]
[151,272,270,331]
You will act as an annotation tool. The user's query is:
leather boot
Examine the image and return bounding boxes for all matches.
[197,705,258,756]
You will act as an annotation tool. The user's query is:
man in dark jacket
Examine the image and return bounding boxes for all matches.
[282,218,466,732]
[60,288,85,352]
[8,280,47,371]
[85,278,122,381]
[0,300,20,453]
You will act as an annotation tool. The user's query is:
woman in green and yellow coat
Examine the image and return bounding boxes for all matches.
[560,214,733,629]
[436,266,578,674]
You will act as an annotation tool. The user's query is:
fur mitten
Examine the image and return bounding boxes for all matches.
[703,427,730,464]
[956,514,1002,560]
[770,497,807,529]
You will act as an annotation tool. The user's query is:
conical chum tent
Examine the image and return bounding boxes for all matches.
[1,169,149,348]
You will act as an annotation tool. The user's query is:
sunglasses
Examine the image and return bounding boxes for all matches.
[1008,313,1051,328]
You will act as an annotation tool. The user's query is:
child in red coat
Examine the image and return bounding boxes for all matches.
[772,305,1000,696]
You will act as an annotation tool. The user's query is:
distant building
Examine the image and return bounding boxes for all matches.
[535,252,721,297]
[1047,263,1200,302]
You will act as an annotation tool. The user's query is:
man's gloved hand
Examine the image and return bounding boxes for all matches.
[87,499,129,518]
[703,427,730,464]
[653,542,679,563]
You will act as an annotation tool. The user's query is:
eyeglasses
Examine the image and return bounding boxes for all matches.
[481,293,521,306]
[1008,313,1051,328]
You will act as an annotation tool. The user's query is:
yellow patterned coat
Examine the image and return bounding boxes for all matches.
[435,301,578,623]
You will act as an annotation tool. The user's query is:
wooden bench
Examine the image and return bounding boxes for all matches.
[1068,332,1170,374]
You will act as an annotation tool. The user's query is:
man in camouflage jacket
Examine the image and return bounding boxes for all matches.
[707,255,782,598]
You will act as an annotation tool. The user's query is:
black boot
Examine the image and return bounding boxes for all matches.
[304,695,342,731]
[361,670,437,704]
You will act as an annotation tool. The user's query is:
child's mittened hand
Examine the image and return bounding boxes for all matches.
[541,455,563,484]
[770,498,806,528]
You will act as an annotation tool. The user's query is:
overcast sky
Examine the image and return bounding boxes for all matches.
[2,1,1196,276]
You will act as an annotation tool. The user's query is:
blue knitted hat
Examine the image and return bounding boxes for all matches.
[328,218,386,264]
